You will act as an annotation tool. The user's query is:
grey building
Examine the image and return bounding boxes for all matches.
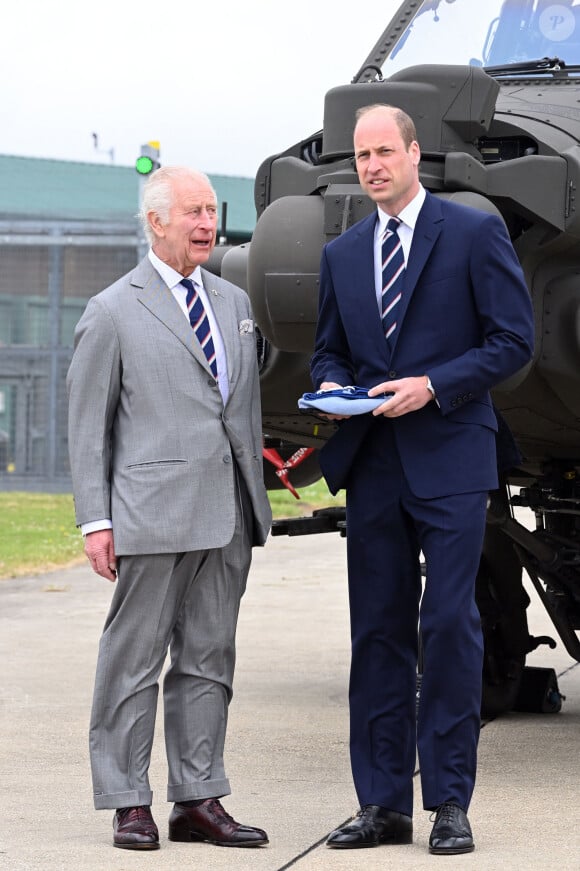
[0,155,255,490]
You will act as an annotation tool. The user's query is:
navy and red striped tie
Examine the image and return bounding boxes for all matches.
[180,278,218,378]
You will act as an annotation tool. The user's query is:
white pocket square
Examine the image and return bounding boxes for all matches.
[239,319,254,334]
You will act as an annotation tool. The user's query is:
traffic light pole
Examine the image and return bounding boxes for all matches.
[137,173,149,261]
[135,141,160,262]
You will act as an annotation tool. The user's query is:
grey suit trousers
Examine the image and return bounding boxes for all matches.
[89,476,253,810]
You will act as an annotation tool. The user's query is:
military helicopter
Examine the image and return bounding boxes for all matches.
[214,0,580,717]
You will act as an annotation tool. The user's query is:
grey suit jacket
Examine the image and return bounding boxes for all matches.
[67,257,272,554]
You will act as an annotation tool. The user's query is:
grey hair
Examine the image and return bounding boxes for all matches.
[138,166,216,245]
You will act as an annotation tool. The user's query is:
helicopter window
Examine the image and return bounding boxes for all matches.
[384,0,507,72]
[538,1,577,42]
[380,1,580,73]
[534,2,580,62]
[483,1,580,65]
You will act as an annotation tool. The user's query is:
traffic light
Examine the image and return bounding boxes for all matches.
[135,141,160,175]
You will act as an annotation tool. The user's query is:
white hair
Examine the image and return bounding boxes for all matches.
[138,166,216,245]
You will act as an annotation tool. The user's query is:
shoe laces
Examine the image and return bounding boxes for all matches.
[117,805,155,828]
[429,802,459,824]
[205,798,236,825]
[358,805,379,822]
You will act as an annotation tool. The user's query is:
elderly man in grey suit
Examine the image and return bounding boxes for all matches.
[67,166,272,852]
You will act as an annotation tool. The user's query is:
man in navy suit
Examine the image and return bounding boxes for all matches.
[311,105,534,855]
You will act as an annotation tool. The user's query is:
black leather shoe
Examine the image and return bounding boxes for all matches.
[113,805,160,850]
[429,802,474,855]
[326,805,413,848]
[168,798,268,847]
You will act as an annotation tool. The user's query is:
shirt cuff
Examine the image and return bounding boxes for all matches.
[80,519,113,536]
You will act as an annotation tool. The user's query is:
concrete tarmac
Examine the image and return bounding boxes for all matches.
[0,530,579,871]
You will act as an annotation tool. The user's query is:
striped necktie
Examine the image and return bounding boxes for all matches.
[180,278,218,378]
[381,217,405,347]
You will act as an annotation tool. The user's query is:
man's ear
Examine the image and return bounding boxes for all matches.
[148,211,165,239]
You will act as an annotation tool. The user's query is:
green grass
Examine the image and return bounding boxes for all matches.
[0,481,343,580]
[267,478,344,518]
[0,492,84,579]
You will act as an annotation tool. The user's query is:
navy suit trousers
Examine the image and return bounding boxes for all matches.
[345,419,486,816]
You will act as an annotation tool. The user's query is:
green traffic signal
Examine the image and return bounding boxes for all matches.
[135,155,155,175]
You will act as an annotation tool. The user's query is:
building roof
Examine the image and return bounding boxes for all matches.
[0,154,257,237]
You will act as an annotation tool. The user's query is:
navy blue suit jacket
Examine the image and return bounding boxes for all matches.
[311,191,535,498]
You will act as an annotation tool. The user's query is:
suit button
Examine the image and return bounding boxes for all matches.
[388,370,397,378]
[208,378,217,387]
[223,455,232,464]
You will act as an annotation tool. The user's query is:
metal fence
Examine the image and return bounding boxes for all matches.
[0,219,138,491]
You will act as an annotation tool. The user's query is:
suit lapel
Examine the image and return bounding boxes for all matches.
[390,192,443,354]
[132,260,211,373]
[347,214,393,367]
[200,269,239,386]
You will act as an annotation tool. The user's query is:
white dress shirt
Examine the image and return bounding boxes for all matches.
[149,250,229,405]
[373,185,426,311]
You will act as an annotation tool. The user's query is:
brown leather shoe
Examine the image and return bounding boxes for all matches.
[168,798,268,847]
[113,805,160,850]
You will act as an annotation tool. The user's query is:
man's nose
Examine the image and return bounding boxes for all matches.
[198,209,217,228]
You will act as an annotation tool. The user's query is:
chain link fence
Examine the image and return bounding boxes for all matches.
[0,220,138,491]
